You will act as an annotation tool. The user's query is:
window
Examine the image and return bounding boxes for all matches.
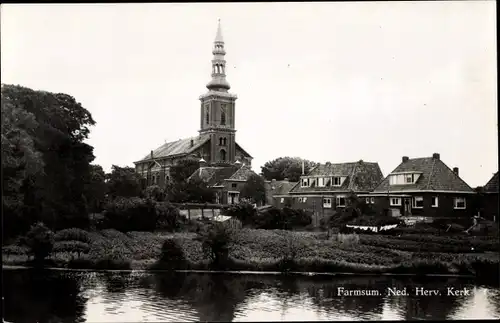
[323,198,332,208]
[336,195,346,207]
[389,173,421,185]
[280,198,285,203]
[370,197,375,204]
[205,106,210,124]
[231,183,237,188]
[318,177,325,187]
[220,105,226,125]
[365,197,370,204]
[301,178,309,187]
[219,149,227,161]
[431,196,439,208]
[302,197,307,203]
[412,196,424,208]
[405,174,413,183]
[298,197,302,203]
[333,177,342,187]
[152,175,156,185]
[454,197,466,209]
[390,198,402,206]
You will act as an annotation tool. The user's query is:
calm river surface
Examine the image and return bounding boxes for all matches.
[3,268,500,322]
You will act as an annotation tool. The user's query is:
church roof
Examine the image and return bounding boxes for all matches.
[136,134,210,162]
[188,165,240,186]
[228,164,257,181]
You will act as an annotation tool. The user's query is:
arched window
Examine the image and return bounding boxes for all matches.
[219,138,223,146]
[152,175,156,185]
[205,107,209,124]
[223,138,227,146]
[220,110,226,125]
[219,149,227,161]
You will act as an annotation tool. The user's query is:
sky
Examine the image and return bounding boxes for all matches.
[1,1,497,187]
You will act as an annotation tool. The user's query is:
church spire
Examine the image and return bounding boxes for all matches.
[206,19,231,91]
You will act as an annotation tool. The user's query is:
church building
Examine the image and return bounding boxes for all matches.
[134,21,254,196]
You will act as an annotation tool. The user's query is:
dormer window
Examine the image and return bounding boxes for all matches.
[301,178,309,187]
[333,177,343,187]
[389,172,421,185]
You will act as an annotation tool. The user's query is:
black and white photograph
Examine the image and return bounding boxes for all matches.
[1,1,498,322]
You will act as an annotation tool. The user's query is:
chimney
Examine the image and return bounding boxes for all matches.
[190,139,194,147]
[150,150,154,159]
[402,156,409,163]
[432,153,440,160]
[453,167,459,176]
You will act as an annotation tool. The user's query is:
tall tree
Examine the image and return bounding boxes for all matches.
[169,158,200,183]
[106,165,143,199]
[2,84,96,231]
[240,174,267,206]
[83,164,108,213]
[260,157,317,182]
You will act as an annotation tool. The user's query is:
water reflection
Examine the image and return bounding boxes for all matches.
[3,269,499,322]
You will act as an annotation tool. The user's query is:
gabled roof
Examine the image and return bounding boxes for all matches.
[188,166,239,186]
[373,156,474,193]
[268,180,298,196]
[484,172,499,193]
[135,134,210,163]
[228,164,256,181]
[235,143,253,159]
[289,161,384,194]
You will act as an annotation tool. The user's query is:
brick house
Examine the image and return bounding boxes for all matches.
[481,172,498,221]
[187,161,258,205]
[369,153,475,218]
[133,21,252,189]
[265,179,298,207]
[280,160,384,217]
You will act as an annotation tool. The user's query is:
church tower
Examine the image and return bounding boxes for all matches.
[199,20,238,165]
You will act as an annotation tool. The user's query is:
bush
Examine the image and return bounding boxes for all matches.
[102,197,157,231]
[347,215,402,227]
[25,222,55,263]
[2,245,29,255]
[155,202,185,231]
[53,241,90,257]
[156,239,186,269]
[222,202,257,226]
[196,223,234,267]
[54,228,91,243]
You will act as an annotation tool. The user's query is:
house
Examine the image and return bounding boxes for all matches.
[187,160,259,205]
[133,21,252,189]
[281,160,384,217]
[265,179,298,207]
[370,153,475,218]
[481,172,499,221]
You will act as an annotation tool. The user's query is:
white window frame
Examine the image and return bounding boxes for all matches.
[405,174,413,184]
[412,196,424,209]
[323,198,332,208]
[390,197,402,206]
[370,197,375,204]
[454,197,466,209]
[336,195,346,207]
[365,197,370,204]
[301,178,309,187]
[431,196,439,208]
[302,197,307,203]
[333,177,342,187]
[318,177,325,187]
[280,198,285,203]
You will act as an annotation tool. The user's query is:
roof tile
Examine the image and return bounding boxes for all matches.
[484,172,499,193]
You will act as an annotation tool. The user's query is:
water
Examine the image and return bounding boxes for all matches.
[2,269,499,322]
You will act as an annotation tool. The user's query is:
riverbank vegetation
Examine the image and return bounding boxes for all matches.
[3,224,499,279]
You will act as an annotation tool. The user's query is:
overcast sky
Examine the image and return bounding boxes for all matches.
[1,2,497,187]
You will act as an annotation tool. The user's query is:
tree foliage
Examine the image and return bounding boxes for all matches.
[84,164,108,213]
[169,158,200,183]
[260,157,318,182]
[106,165,143,199]
[240,173,267,205]
[25,222,55,263]
[2,84,96,234]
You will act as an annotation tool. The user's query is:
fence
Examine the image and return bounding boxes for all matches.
[172,203,226,221]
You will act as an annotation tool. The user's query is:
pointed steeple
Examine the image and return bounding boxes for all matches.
[206,19,230,91]
[215,18,223,42]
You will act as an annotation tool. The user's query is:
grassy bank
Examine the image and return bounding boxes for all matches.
[3,229,499,278]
